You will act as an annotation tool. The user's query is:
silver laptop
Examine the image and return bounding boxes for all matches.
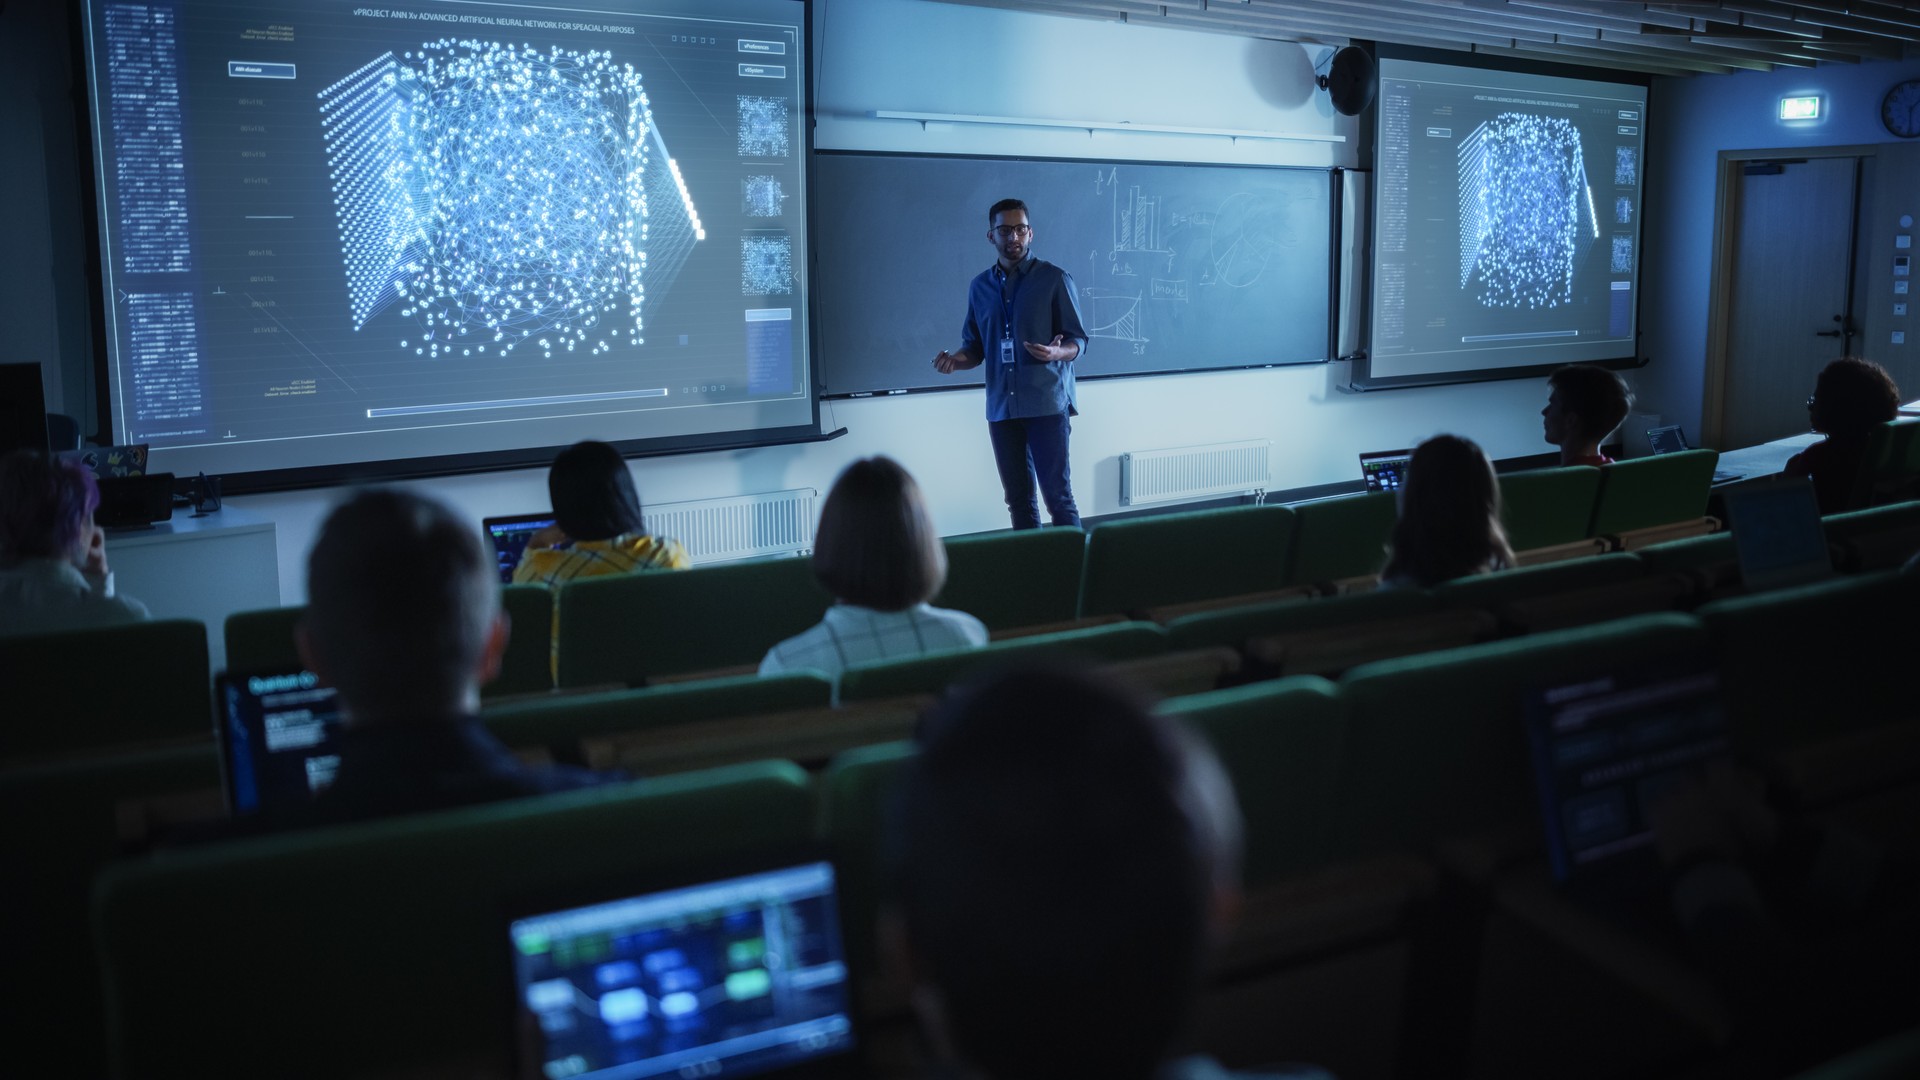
[1646,424,1743,485]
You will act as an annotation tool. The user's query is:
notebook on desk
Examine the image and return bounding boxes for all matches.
[215,668,345,816]
[1646,424,1744,485]
[485,512,558,584]
[1359,448,1414,492]
[506,854,860,1080]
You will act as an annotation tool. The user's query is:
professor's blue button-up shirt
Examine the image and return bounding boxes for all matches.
[958,255,1090,422]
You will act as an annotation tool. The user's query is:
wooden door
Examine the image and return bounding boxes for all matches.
[1722,157,1859,449]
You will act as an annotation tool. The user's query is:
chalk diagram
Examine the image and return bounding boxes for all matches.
[1456,112,1596,311]
[317,40,704,361]
[1083,168,1304,348]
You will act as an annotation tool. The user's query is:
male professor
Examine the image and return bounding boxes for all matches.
[934,198,1090,529]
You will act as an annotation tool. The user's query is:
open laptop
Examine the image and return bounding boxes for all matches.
[1525,658,1730,911]
[1646,424,1744,485]
[1723,476,1834,592]
[508,856,860,1080]
[215,668,345,816]
[1359,448,1414,492]
[485,512,558,583]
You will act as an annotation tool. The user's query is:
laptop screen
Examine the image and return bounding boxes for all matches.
[1645,425,1689,455]
[217,670,345,816]
[1525,662,1729,883]
[485,513,558,584]
[510,860,856,1080]
[1359,449,1414,492]
[1725,479,1832,592]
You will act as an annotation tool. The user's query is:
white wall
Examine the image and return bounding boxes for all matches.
[15,0,1563,606]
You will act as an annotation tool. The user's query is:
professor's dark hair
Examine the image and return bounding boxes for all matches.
[889,665,1241,1080]
[1381,434,1515,588]
[547,440,645,542]
[986,197,1027,225]
[1810,357,1900,439]
[0,450,99,565]
[811,456,945,611]
[1548,364,1633,441]
[304,488,498,716]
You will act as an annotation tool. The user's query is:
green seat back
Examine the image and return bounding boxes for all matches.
[1336,613,1710,857]
[1589,450,1719,536]
[1159,675,1345,884]
[227,588,554,695]
[934,528,1086,629]
[554,559,831,686]
[820,740,917,978]
[482,672,833,754]
[1822,499,1920,545]
[1,620,210,759]
[1499,466,1603,549]
[1430,552,1645,611]
[1165,588,1436,652]
[1,743,221,1077]
[1633,531,1738,576]
[1080,506,1296,617]
[1698,570,1920,750]
[1285,491,1397,586]
[1856,420,1920,507]
[223,606,303,674]
[837,621,1169,703]
[95,761,814,1077]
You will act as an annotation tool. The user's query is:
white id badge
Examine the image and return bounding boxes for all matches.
[999,335,1016,368]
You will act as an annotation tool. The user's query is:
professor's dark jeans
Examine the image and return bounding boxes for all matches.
[988,414,1078,529]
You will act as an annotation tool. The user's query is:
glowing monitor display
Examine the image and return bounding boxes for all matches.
[79,0,812,490]
[1360,56,1649,388]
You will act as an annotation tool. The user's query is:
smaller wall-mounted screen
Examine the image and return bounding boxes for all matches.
[80,0,813,490]
[1358,56,1649,389]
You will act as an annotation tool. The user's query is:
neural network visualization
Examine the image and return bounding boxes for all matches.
[317,39,704,360]
[1456,112,1595,311]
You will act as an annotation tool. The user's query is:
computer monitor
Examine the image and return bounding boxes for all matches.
[508,858,859,1080]
[1359,448,1414,492]
[0,362,51,457]
[485,512,559,584]
[216,669,345,816]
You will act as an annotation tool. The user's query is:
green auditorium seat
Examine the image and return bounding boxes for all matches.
[819,740,917,995]
[1822,498,1920,545]
[95,760,814,1077]
[1165,588,1437,652]
[1159,676,1345,887]
[1336,613,1711,858]
[1823,499,1920,572]
[1790,1026,1920,1080]
[1634,531,1739,577]
[1079,505,1296,617]
[1284,491,1397,587]
[1,620,211,761]
[1588,449,1720,538]
[1853,420,1920,508]
[1698,570,1920,751]
[553,558,831,687]
[1430,551,1646,612]
[836,621,1168,703]
[227,588,553,695]
[933,527,1086,630]
[481,671,834,761]
[1,743,221,1076]
[1499,466,1603,551]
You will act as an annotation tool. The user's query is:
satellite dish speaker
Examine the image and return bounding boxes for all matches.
[1317,47,1376,116]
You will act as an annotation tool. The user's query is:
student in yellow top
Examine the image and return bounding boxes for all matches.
[514,441,691,678]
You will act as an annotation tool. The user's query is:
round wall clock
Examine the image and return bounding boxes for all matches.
[1883,78,1920,138]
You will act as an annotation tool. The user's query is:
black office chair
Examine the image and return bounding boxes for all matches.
[44,413,80,452]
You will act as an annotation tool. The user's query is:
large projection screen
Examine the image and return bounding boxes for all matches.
[1358,55,1649,389]
[79,0,814,490]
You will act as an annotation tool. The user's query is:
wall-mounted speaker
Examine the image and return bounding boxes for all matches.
[1317,46,1377,117]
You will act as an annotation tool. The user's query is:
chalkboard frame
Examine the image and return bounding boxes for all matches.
[812,150,1340,400]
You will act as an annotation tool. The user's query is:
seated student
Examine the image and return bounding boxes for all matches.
[513,439,691,587]
[0,449,149,637]
[759,456,987,679]
[1543,363,1632,466]
[1783,356,1901,514]
[295,488,611,823]
[886,666,1330,1080]
[1380,434,1515,588]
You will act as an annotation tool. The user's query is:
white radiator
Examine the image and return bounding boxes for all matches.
[645,488,818,563]
[1119,440,1271,507]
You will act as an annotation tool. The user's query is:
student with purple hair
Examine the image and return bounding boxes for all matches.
[0,449,149,636]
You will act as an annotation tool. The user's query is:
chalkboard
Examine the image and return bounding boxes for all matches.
[813,153,1334,398]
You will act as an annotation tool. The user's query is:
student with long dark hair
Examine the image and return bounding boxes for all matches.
[1379,434,1515,588]
[513,440,690,588]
